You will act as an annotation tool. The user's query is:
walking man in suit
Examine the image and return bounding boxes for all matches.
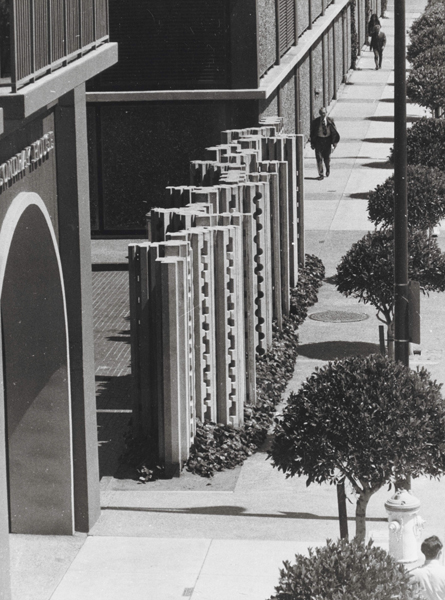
[310,107,340,180]
[370,24,386,69]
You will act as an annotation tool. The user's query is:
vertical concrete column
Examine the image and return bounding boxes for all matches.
[165,186,192,209]
[128,243,153,438]
[213,226,243,426]
[167,229,217,423]
[295,134,305,267]
[230,213,257,406]
[259,169,282,328]
[159,258,185,476]
[265,162,290,317]
[285,136,299,286]
[163,242,195,459]
[56,84,100,532]
[244,183,273,353]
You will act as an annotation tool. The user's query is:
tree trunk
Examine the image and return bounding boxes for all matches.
[355,490,372,543]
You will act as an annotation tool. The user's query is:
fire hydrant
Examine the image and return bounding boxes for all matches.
[385,489,425,563]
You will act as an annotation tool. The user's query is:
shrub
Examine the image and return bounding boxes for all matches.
[336,228,445,329]
[407,24,445,63]
[269,538,423,600]
[410,3,445,40]
[269,354,445,541]
[407,57,445,113]
[389,118,445,170]
[367,165,445,230]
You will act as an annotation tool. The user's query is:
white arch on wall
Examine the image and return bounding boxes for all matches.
[0,191,74,533]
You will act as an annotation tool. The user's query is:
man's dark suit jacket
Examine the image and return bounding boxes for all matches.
[310,116,340,149]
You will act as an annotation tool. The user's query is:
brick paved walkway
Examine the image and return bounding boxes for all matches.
[92,270,132,478]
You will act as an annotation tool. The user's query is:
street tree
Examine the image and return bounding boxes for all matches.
[407,51,445,115]
[389,117,445,171]
[407,24,445,63]
[269,354,445,542]
[409,3,445,40]
[367,164,445,231]
[335,229,445,355]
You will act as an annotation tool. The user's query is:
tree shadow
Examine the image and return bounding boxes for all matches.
[365,137,393,143]
[361,160,392,169]
[297,341,380,361]
[366,115,420,123]
[348,192,369,199]
[101,504,387,522]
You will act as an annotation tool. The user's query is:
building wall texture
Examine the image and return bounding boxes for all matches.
[88,0,378,233]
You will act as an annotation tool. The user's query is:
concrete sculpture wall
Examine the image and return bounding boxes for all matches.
[129,119,304,475]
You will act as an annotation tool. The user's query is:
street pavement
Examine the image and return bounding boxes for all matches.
[11,1,445,598]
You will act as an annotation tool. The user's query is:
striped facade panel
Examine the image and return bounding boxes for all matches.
[298,55,311,140]
[258,0,277,77]
[297,0,310,37]
[281,70,296,133]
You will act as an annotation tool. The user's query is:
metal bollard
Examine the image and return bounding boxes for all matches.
[385,490,425,563]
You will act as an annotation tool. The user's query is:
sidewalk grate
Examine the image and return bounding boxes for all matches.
[183,588,194,597]
[309,310,369,323]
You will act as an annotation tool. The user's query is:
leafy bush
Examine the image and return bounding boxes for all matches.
[269,538,423,600]
[410,3,445,40]
[389,118,445,170]
[367,165,445,230]
[336,228,445,327]
[270,354,445,541]
[290,254,325,326]
[407,55,445,112]
[407,24,445,63]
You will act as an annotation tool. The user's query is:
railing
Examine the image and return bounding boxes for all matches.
[8,0,109,92]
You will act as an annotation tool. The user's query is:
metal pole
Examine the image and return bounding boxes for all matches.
[394,0,409,367]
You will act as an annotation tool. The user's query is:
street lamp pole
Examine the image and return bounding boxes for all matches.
[394,0,409,367]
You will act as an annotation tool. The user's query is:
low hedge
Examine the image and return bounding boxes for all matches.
[269,539,423,600]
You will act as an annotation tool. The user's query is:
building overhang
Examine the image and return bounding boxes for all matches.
[86,0,349,104]
[0,43,118,121]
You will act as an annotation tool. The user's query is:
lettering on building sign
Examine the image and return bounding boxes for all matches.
[0,131,55,190]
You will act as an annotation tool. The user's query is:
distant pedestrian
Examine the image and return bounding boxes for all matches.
[410,536,445,600]
[370,24,386,69]
[367,13,381,45]
[310,107,340,180]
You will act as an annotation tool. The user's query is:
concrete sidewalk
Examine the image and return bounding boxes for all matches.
[12,2,445,599]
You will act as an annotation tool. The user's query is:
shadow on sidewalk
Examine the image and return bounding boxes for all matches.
[298,341,380,361]
[101,504,387,522]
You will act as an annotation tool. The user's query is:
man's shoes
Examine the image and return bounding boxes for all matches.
[375,65,379,70]
[318,174,324,180]
[326,170,330,177]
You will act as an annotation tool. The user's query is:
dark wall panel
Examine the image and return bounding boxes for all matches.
[258,0,276,77]
[281,70,296,133]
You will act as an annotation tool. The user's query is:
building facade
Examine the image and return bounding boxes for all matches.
[87,0,383,235]
[0,1,117,598]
